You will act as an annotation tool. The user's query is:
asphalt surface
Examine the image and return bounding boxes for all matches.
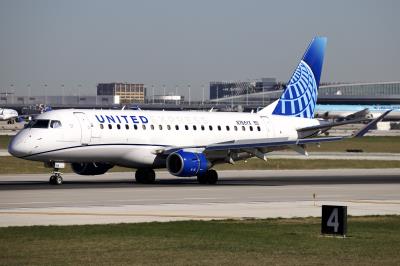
[0,169,400,226]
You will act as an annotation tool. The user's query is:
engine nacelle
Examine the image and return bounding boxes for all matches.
[166,150,209,177]
[71,162,113,176]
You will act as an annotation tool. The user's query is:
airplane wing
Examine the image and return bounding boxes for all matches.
[297,117,369,138]
[160,110,391,156]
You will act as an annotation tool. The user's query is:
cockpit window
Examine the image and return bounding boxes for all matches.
[26,119,50,128]
[50,120,62,128]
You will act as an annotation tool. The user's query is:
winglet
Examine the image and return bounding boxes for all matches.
[353,110,392,138]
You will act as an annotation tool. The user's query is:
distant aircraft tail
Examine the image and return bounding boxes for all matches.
[258,37,327,118]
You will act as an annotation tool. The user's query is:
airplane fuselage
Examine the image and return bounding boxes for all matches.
[9,109,320,168]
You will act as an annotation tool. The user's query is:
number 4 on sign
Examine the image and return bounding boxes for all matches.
[327,208,339,233]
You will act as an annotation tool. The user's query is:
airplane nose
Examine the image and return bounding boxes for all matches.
[8,131,31,157]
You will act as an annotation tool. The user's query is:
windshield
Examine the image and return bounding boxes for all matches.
[25,119,50,129]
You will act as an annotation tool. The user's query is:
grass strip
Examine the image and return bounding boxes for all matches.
[1,156,400,174]
[0,216,399,265]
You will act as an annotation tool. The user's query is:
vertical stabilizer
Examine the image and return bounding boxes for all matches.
[259,37,327,118]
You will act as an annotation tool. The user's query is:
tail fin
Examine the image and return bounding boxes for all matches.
[267,37,327,118]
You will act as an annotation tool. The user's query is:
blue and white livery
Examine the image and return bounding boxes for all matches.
[8,37,390,185]
[273,37,326,118]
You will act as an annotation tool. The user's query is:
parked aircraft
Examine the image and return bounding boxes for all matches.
[0,108,19,122]
[8,37,391,185]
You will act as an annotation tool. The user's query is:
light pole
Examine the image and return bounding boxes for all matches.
[188,84,191,106]
[77,84,82,105]
[61,84,64,105]
[163,84,166,105]
[43,83,47,105]
[10,84,14,104]
[27,84,31,104]
[246,86,248,106]
[152,85,154,104]
[202,84,205,105]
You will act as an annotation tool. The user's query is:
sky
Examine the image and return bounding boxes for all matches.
[0,0,399,99]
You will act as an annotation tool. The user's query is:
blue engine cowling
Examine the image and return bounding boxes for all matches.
[166,150,209,177]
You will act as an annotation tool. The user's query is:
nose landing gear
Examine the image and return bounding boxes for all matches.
[49,172,63,185]
[47,162,65,185]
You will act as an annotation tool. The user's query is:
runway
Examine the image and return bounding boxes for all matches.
[1,169,400,226]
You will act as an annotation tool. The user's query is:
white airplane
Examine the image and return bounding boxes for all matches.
[0,108,19,123]
[8,37,391,185]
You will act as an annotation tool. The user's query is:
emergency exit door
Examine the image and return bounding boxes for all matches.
[73,112,92,145]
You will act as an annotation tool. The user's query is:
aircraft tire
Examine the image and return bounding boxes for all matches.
[197,170,218,185]
[55,175,63,185]
[135,168,156,184]
[49,175,63,185]
[206,170,218,184]
[197,174,208,184]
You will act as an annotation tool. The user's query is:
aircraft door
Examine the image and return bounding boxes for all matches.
[261,116,275,138]
[73,112,92,145]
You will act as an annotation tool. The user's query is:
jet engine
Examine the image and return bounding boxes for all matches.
[71,162,113,176]
[166,150,209,177]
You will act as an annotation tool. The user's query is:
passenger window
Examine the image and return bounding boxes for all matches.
[167,125,171,130]
[134,124,138,130]
[257,126,261,131]
[150,125,154,130]
[185,125,189,130]
[217,125,221,131]
[234,126,238,131]
[117,124,121,130]
[125,124,129,130]
[226,126,230,131]
[209,125,213,131]
[201,125,205,130]
[100,124,104,129]
[193,125,197,130]
[175,125,179,130]
[108,124,112,129]
[249,126,253,131]
[159,125,163,130]
[242,126,245,131]
[142,125,146,130]
[50,120,62,128]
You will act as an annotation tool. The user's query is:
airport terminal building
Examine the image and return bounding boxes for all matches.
[209,81,400,106]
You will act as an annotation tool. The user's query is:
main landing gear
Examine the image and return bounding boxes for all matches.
[197,169,218,185]
[135,168,156,184]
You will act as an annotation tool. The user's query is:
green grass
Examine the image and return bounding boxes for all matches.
[1,156,400,175]
[2,135,400,152]
[0,135,11,149]
[0,216,399,265]
[307,136,400,153]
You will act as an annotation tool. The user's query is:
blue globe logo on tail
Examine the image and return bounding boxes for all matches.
[273,37,327,119]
